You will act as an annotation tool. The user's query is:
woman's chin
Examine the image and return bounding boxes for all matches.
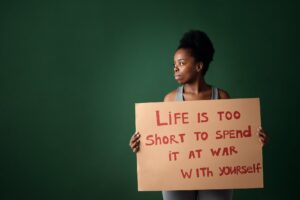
[175,79,185,84]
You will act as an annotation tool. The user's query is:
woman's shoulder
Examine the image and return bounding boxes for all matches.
[217,87,230,99]
[163,89,178,102]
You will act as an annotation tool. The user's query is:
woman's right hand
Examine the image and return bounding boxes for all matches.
[129,131,141,153]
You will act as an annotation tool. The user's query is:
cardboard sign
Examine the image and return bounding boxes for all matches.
[135,98,263,191]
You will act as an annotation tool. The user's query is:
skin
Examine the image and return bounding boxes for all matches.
[129,48,268,152]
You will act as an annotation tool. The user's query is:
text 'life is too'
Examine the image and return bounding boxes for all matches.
[155,110,241,126]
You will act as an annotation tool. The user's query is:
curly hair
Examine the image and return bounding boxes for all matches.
[177,30,215,76]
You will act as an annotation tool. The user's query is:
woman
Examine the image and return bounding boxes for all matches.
[129,30,268,200]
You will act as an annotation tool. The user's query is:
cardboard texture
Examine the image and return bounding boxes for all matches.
[135,98,263,191]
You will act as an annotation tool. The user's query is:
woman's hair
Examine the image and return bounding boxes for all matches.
[177,30,215,76]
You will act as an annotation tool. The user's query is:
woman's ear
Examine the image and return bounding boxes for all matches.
[196,62,204,72]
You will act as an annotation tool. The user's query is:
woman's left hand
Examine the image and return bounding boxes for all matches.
[257,126,269,147]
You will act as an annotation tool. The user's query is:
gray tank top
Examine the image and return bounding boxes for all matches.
[175,85,219,101]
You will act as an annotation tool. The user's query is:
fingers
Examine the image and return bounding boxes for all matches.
[256,126,269,147]
[131,138,140,152]
[129,132,141,153]
[130,132,140,145]
[132,142,140,153]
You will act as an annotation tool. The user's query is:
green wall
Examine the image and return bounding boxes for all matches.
[1,0,299,199]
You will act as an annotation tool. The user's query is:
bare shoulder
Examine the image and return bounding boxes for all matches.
[164,89,177,102]
[218,88,230,99]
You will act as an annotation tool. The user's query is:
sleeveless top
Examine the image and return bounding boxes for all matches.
[175,85,219,101]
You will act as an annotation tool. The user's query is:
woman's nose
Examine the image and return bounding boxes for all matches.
[174,65,179,72]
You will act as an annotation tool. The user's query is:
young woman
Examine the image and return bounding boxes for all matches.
[129,30,268,200]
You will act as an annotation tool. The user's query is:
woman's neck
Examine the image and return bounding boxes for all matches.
[183,77,210,95]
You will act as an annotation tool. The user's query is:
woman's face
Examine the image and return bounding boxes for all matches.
[173,48,201,84]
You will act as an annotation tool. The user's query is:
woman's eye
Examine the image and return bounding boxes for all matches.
[179,62,184,65]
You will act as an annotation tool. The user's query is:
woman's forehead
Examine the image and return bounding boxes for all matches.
[174,48,193,60]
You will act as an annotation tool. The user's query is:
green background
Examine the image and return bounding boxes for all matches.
[1,0,299,199]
